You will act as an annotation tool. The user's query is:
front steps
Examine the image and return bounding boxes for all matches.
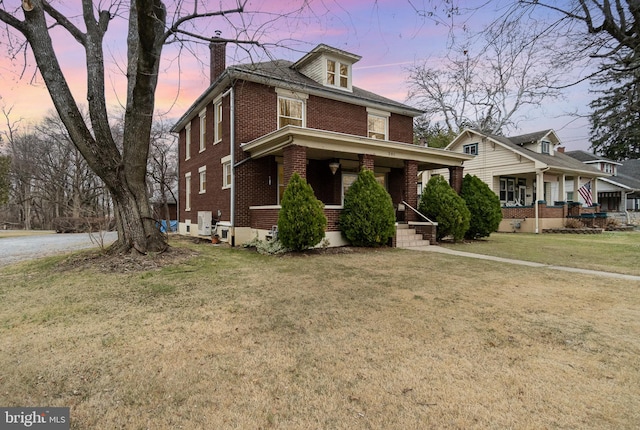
[395,223,431,248]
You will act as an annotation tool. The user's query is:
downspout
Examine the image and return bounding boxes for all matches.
[221,85,235,243]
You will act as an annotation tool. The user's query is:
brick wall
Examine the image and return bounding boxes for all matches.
[250,207,341,232]
[307,94,367,136]
[448,166,464,194]
[404,160,418,222]
[502,206,536,219]
[283,145,307,184]
[359,154,375,171]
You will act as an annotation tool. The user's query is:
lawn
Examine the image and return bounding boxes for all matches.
[0,236,639,429]
[440,231,640,276]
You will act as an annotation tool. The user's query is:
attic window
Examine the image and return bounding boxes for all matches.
[541,140,550,154]
[463,143,478,155]
[326,59,350,90]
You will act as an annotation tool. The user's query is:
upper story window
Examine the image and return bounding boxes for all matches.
[541,140,550,154]
[185,123,191,160]
[199,109,207,152]
[367,108,389,140]
[214,101,223,144]
[326,59,351,90]
[463,143,478,155]
[198,166,206,194]
[278,96,304,128]
[602,163,616,175]
[184,172,192,212]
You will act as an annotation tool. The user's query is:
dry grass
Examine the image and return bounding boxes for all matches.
[1,238,639,429]
[441,231,640,276]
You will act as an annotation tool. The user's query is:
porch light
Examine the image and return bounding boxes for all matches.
[329,161,340,175]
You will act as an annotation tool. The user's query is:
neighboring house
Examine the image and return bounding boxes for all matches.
[619,159,640,213]
[435,128,609,233]
[171,42,471,246]
[564,151,640,222]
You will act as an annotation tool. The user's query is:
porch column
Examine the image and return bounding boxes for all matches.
[283,144,306,185]
[558,174,566,202]
[591,178,598,207]
[448,166,464,194]
[535,170,545,234]
[574,176,581,202]
[404,160,418,222]
[359,153,375,171]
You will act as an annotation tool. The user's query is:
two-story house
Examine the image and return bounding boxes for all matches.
[171,42,471,246]
[436,129,608,233]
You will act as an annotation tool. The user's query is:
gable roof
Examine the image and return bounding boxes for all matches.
[449,128,608,177]
[172,49,422,132]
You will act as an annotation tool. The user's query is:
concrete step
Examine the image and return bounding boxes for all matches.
[395,226,430,248]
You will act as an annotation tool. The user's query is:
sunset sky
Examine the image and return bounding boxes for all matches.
[0,0,592,150]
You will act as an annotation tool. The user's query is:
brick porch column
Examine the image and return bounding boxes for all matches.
[358,153,375,171]
[283,144,306,185]
[404,160,418,222]
[448,165,464,194]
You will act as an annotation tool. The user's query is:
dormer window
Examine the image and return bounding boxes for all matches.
[326,59,351,90]
[541,140,550,154]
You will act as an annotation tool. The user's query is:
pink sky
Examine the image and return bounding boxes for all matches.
[0,0,591,150]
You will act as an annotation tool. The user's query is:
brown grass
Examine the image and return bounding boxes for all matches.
[1,239,639,429]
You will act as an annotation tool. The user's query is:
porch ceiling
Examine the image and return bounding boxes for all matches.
[241,126,472,170]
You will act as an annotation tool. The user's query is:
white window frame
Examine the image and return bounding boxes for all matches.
[214,100,223,144]
[325,58,352,91]
[198,166,206,194]
[221,155,232,189]
[277,93,306,129]
[185,172,192,212]
[199,109,207,152]
[463,143,478,155]
[366,108,389,140]
[185,123,191,160]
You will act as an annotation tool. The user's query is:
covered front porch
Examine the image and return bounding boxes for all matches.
[240,126,471,246]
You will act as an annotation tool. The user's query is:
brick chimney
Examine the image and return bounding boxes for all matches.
[557,146,565,153]
[209,36,227,85]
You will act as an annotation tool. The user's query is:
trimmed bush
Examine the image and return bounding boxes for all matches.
[340,168,396,246]
[460,174,503,239]
[418,175,470,242]
[277,173,327,251]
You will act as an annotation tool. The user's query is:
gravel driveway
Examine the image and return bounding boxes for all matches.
[0,231,117,267]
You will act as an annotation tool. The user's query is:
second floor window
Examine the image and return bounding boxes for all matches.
[368,115,387,140]
[199,109,207,152]
[463,143,478,155]
[278,97,304,128]
[199,166,206,194]
[185,123,191,160]
[215,101,223,143]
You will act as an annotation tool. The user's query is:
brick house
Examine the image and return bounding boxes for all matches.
[171,43,471,246]
[430,128,610,233]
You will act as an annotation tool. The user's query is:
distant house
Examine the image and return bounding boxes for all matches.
[618,159,640,213]
[171,42,471,246]
[433,129,609,233]
[564,151,640,218]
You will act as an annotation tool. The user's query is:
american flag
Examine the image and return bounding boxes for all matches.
[578,181,593,206]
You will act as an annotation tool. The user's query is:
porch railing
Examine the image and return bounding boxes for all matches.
[401,200,436,224]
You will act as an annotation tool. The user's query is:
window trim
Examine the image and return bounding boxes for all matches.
[184,172,192,212]
[198,166,206,194]
[463,143,479,155]
[541,140,550,154]
[325,58,352,91]
[214,100,223,144]
[185,123,191,160]
[199,109,207,152]
[277,95,306,129]
[221,155,232,189]
[366,108,390,140]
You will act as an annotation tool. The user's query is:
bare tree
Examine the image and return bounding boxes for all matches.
[0,0,305,254]
[407,18,565,135]
[147,117,177,235]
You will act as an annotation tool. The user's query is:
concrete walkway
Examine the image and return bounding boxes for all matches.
[408,245,640,282]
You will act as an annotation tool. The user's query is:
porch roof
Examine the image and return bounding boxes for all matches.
[241,126,472,170]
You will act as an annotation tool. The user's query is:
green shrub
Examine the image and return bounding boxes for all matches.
[340,168,396,246]
[418,175,470,242]
[277,173,327,251]
[460,174,503,239]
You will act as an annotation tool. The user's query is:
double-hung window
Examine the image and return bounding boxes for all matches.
[185,123,191,160]
[221,155,232,189]
[214,101,223,143]
[198,166,206,194]
[326,59,351,90]
[499,178,515,203]
[199,109,207,152]
[184,172,192,211]
[278,96,304,128]
[367,108,389,140]
[541,140,550,154]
